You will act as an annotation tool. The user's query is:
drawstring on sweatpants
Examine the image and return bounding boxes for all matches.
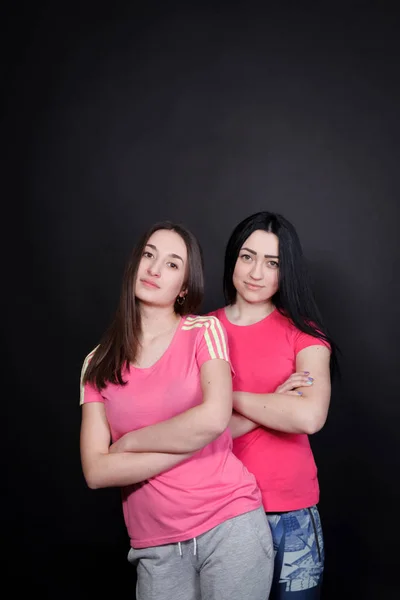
[177,538,197,557]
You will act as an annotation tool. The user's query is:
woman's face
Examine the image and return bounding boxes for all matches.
[135,229,188,308]
[232,229,280,304]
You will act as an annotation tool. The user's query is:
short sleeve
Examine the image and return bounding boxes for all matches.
[79,348,104,406]
[294,328,331,356]
[196,316,234,373]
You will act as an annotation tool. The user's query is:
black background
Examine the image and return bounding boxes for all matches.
[4,2,399,598]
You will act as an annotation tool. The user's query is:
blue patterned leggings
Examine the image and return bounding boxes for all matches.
[266,506,324,599]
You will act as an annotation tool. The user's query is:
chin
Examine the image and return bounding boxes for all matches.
[240,289,270,305]
[244,295,266,305]
[135,288,157,303]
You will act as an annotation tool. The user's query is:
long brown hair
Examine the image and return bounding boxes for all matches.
[83,221,204,389]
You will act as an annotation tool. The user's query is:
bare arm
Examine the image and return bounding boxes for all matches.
[229,411,259,439]
[232,345,331,435]
[110,359,233,454]
[80,402,193,489]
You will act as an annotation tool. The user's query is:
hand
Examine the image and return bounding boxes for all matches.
[275,372,314,396]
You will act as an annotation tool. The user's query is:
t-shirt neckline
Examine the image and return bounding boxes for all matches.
[221,306,277,328]
[131,316,184,371]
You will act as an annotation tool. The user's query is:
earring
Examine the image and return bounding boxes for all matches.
[176,295,186,306]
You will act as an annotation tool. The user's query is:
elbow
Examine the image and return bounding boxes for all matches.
[303,413,327,436]
[212,423,228,438]
[86,478,101,490]
[83,466,103,490]
[194,402,232,446]
[210,412,231,438]
[195,415,230,445]
[81,451,112,489]
[84,473,100,490]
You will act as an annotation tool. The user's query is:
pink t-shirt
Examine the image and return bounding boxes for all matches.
[80,315,261,548]
[209,308,330,512]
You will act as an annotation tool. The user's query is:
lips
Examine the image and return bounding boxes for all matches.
[140,279,160,289]
[244,282,264,290]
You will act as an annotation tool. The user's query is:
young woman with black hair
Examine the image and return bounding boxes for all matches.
[209,211,338,599]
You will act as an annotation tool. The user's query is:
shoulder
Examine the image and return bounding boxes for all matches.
[270,310,301,337]
[182,315,228,347]
[182,314,224,332]
[82,346,99,366]
[182,316,229,362]
[205,307,224,319]
[275,312,331,352]
[80,346,100,379]
[80,346,102,405]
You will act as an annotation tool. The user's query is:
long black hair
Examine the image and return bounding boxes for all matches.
[223,211,339,377]
[83,221,204,390]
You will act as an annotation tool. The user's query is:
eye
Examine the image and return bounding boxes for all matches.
[267,260,279,269]
[167,262,178,269]
[142,251,154,258]
[240,253,252,262]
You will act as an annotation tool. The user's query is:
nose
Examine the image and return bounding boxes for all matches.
[147,262,161,277]
[249,260,263,280]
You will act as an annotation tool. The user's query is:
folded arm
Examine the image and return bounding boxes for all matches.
[80,402,193,489]
[110,359,233,454]
[232,345,331,435]
[229,411,259,439]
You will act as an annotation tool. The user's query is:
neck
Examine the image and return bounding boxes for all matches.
[139,304,181,338]
[228,294,275,325]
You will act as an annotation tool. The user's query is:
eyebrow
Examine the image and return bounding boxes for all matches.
[146,244,184,263]
[241,246,279,259]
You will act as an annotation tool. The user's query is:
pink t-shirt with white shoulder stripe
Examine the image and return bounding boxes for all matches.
[80,315,261,549]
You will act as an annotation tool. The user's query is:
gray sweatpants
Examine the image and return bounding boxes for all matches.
[128,506,274,600]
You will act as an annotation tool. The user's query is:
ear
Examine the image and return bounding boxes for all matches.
[179,287,188,298]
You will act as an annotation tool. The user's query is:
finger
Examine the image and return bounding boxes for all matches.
[287,390,304,396]
[288,371,311,379]
[276,383,296,394]
[288,375,314,386]
[276,375,314,394]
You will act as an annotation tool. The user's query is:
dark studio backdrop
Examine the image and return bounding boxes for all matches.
[4,3,399,599]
